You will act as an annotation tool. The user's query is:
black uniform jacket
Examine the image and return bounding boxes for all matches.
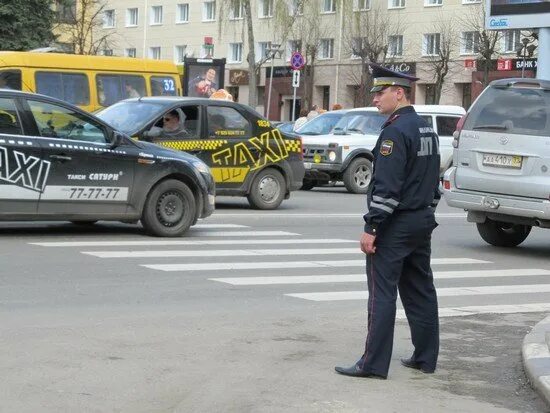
[364,105,441,235]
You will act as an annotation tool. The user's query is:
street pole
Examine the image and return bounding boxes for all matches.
[292,85,297,120]
[538,28,550,81]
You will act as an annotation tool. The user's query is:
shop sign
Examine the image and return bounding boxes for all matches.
[383,62,416,75]
[229,70,249,85]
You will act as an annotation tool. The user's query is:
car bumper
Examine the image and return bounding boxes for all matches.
[442,167,550,223]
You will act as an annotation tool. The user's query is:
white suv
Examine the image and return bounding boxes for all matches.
[442,78,550,247]
[302,105,465,193]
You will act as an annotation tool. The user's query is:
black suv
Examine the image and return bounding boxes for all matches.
[0,89,215,236]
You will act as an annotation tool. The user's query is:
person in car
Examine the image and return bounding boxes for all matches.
[293,108,309,131]
[148,108,190,139]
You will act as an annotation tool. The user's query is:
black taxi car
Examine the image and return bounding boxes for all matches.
[0,89,214,236]
[97,97,305,209]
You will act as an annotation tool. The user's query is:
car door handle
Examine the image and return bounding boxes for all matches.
[50,154,72,162]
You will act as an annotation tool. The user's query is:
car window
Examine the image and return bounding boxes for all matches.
[297,113,342,135]
[35,72,90,106]
[148,106,200,140]
[464,86,550,137]
[27,100,109,143]
[0,70,22,90]
[333,112,386,135]
[436,116,460,136]
[96,74,146,106]
[206,106,250,138]
[97,101,166,135]
[0,97,23,135]
[151,76,178,96]
[420,115,433,127]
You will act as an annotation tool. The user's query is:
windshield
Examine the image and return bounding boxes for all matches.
[296,113,343,135]
[97,101,166,135]
[333,112,387,135]
[464,86,550,137]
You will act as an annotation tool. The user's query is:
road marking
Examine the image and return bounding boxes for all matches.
[142,258,490,272]
[210,269,550,285]
[399,303,550,319]
[286,283,550,301]
[84,248,363,258]
[209,213,466,218]
[193,224,249,228]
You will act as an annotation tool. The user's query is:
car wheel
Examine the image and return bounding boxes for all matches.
[301,180,316,191]
[141,179,196,237]
[476,219,531,247]
[71,220,98,225]
[343,158,372,194]
[247,168,286,210]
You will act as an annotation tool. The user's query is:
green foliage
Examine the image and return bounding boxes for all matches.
[0,0,56,51]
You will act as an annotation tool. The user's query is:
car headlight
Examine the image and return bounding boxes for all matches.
[192,160,210,175]
[328,150,337,162]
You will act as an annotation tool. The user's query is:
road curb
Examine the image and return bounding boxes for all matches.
[522,314,550,407]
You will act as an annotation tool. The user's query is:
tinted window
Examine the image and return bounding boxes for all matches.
[436,116,460,136]
[0,98,23,135]
[296,113,343,135]
[420,115,433,127]
[96,74,146,106]
[151,76,178,96]
[207,106,250,138]
[97,101,166,135]
[333,112,387,135]
[28,100,108,143]
[35,72,90,105]
[0,70,21,90]
[464,86,550,137]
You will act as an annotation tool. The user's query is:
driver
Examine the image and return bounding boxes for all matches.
[148,108,190,139]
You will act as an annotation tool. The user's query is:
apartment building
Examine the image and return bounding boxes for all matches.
[96,0,538,120]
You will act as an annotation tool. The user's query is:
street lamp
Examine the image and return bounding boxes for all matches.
[265,43,282,120]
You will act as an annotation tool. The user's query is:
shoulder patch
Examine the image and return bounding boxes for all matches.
[380,140,394,156]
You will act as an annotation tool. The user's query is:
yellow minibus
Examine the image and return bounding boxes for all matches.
[0,52,182,112]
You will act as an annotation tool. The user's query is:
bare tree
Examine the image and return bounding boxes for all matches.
[55,0,116,55]
[423,16,458,104]
[341,3,402,107]
[218,0,302,108]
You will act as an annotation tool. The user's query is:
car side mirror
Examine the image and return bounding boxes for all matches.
[111,131,125,148]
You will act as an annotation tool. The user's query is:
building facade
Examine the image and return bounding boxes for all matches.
[96,0,538,120]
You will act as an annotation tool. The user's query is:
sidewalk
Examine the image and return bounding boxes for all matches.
[523,314,550,407]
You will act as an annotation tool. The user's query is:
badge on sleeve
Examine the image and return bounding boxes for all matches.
[380,140,394,156]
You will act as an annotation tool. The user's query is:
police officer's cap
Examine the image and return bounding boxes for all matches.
[369,63,419,93]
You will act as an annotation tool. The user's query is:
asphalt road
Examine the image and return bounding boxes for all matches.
[1,186,549,412]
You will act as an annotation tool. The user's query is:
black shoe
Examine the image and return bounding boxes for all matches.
[400,358,435,374]
[334,364,387,379]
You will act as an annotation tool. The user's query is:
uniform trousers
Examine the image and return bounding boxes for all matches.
[358,208,439,377]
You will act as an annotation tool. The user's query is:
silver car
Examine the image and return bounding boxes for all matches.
[442,78,550,247]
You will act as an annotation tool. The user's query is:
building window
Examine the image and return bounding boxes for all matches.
[462,83,472,109]
[322,86,330,110]
[103,9,115,28]
[125,48,137,58]
[203,1,216,21]
[425,0,442,6]
[177,3,189,23]
[388,0,405,8]
[101,49,113,56]
[230,0,243,19]
[257,41,271,61]
[150,6,163,25]
[319,38,334,59]
[425,84,436,104]
[322,0,336,13]
[175,45,187,63]
[423,33,441,56]
[289,0,303,15]
[149,47,161,60]
[355,0,371,10]
[351,37,363,59]
[462,0,480,3]
[388,35,403,57]
[126,8,138,27]
[229,43,243,63]
[259,0,273,18]
[55,0,76,24]
[503,29,522,53]
[461,31,480,55]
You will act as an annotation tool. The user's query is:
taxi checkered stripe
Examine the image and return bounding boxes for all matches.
[284,140,301,153]
[158,140,228,151]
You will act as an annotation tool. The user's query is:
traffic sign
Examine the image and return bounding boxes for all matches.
[290,52,305,70]
[292,70,300,88]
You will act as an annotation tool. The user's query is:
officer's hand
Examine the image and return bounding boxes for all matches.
[360,232,376,255]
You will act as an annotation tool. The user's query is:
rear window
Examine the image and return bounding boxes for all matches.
[35,72,90,105]
[464,86,550,137]
[0,70,21,90]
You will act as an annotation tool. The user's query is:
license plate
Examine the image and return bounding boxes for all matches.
[482,153,522,169]
[304,162,312,170]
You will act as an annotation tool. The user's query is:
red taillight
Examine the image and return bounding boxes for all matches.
[452,114,467,149]
[443,180,451,190]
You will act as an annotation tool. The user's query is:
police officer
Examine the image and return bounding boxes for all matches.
[335,63,441,379]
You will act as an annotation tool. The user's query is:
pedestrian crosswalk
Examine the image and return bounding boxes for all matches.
[29,223,550,318]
